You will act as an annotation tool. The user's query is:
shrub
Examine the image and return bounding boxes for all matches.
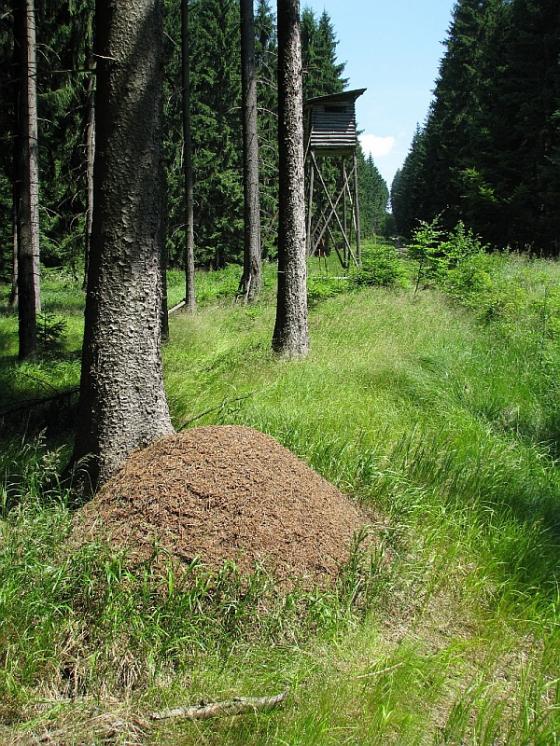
[443,252,494,304]
[410,219,488,291]
[307,277,347,306]
[407,217,446,266]
[37,313,67,353]
[351,244,407,288]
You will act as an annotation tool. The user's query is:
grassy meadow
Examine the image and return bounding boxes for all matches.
[1,242,560,743]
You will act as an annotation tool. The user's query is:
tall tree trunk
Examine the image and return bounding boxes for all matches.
[239,0,262,302]
[14,0,41,359]
[9,24,19,311]
[9,192,18,307]
[73,0,174,489]
[181,0,196,312]
[272,0,309,358]
[82,57,96,290]
[160,187,170,340]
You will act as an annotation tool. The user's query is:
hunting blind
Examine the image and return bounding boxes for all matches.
[305,88,366,269]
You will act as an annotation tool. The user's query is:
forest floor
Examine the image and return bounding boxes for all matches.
[1,244,560,744]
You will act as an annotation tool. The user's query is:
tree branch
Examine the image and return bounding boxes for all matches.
[149,692,288,721]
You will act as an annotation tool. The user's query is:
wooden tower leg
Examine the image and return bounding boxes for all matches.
[353,153,361,266]
[342,161,348,268]
[306,157,314,256]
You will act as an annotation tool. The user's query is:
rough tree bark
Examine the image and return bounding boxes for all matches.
[14,0,41,359]
[238,0,262,303]
[160,184,170,340]
[82,55,96,290]
[272,0,309,358]
[73,0,173,489]
[181,0,196,313]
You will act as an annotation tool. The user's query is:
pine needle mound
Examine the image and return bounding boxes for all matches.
[75,425,369,584]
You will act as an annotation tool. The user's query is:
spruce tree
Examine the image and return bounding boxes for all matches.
[490,0,560,252]
[394,0,560,253]
[191,0,243,268]
[254,0,278,255]
[73,0,173,487]
[239,0,262,301]
[181,0,196,312]
[0,10,15,294]
[391,124,428,236]
[273,0,309,358]
[358,150,389,237]
[162,0,243,270]
[421,0,490,229]
[14,0,41,360]
[301,8,346,100]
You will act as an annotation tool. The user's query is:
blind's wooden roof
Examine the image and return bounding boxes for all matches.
[304,88,367,109]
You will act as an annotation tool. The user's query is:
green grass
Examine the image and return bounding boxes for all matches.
[1,244,560,743]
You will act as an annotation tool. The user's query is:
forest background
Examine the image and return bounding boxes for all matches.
[0,0,389,283]
[392,0,560,255]
[2,0,558,287]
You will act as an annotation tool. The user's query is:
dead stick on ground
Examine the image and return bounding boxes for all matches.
[149,692,288,721]
[168,298,187,316]
[177,392,255,431]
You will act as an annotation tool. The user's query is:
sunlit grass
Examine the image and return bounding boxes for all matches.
[1,246,560,743]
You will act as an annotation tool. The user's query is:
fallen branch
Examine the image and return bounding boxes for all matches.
[177,392,255,431]
[168,298,187,316]
[149,691,288,721]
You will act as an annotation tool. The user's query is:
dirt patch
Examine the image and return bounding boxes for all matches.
[74,426,370,584]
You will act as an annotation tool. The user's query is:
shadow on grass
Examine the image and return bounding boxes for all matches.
[0,346,81,443]
[0,327,16,360]
[42,301,85,316]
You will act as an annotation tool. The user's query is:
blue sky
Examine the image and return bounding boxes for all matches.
[303,0,456,189]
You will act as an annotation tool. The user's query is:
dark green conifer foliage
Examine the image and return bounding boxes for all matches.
[0,12,14,283]
[302,10,346,99]
[163,0,243,269]
[36,0,94,270]
[0,1,94,277]
[391,125,428,236]
[421,0,490,229]
[393,0,560,254]
[254,0,278,256]
[358,150,389,237]
[0,0,388,281]
[191,0,243,268]
[490,0,560,252]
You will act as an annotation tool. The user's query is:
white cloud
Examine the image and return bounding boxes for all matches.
[359,133,396,160]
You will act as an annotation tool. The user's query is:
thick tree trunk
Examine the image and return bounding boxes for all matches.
[272,0,309,358]
[73,0,173,489]
[14,0,41,359]
[181,0,196,313]
[82,57,96,290]
[239,0,262,303]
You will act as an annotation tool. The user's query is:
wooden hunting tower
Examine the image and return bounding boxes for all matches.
[305,88,366,269]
